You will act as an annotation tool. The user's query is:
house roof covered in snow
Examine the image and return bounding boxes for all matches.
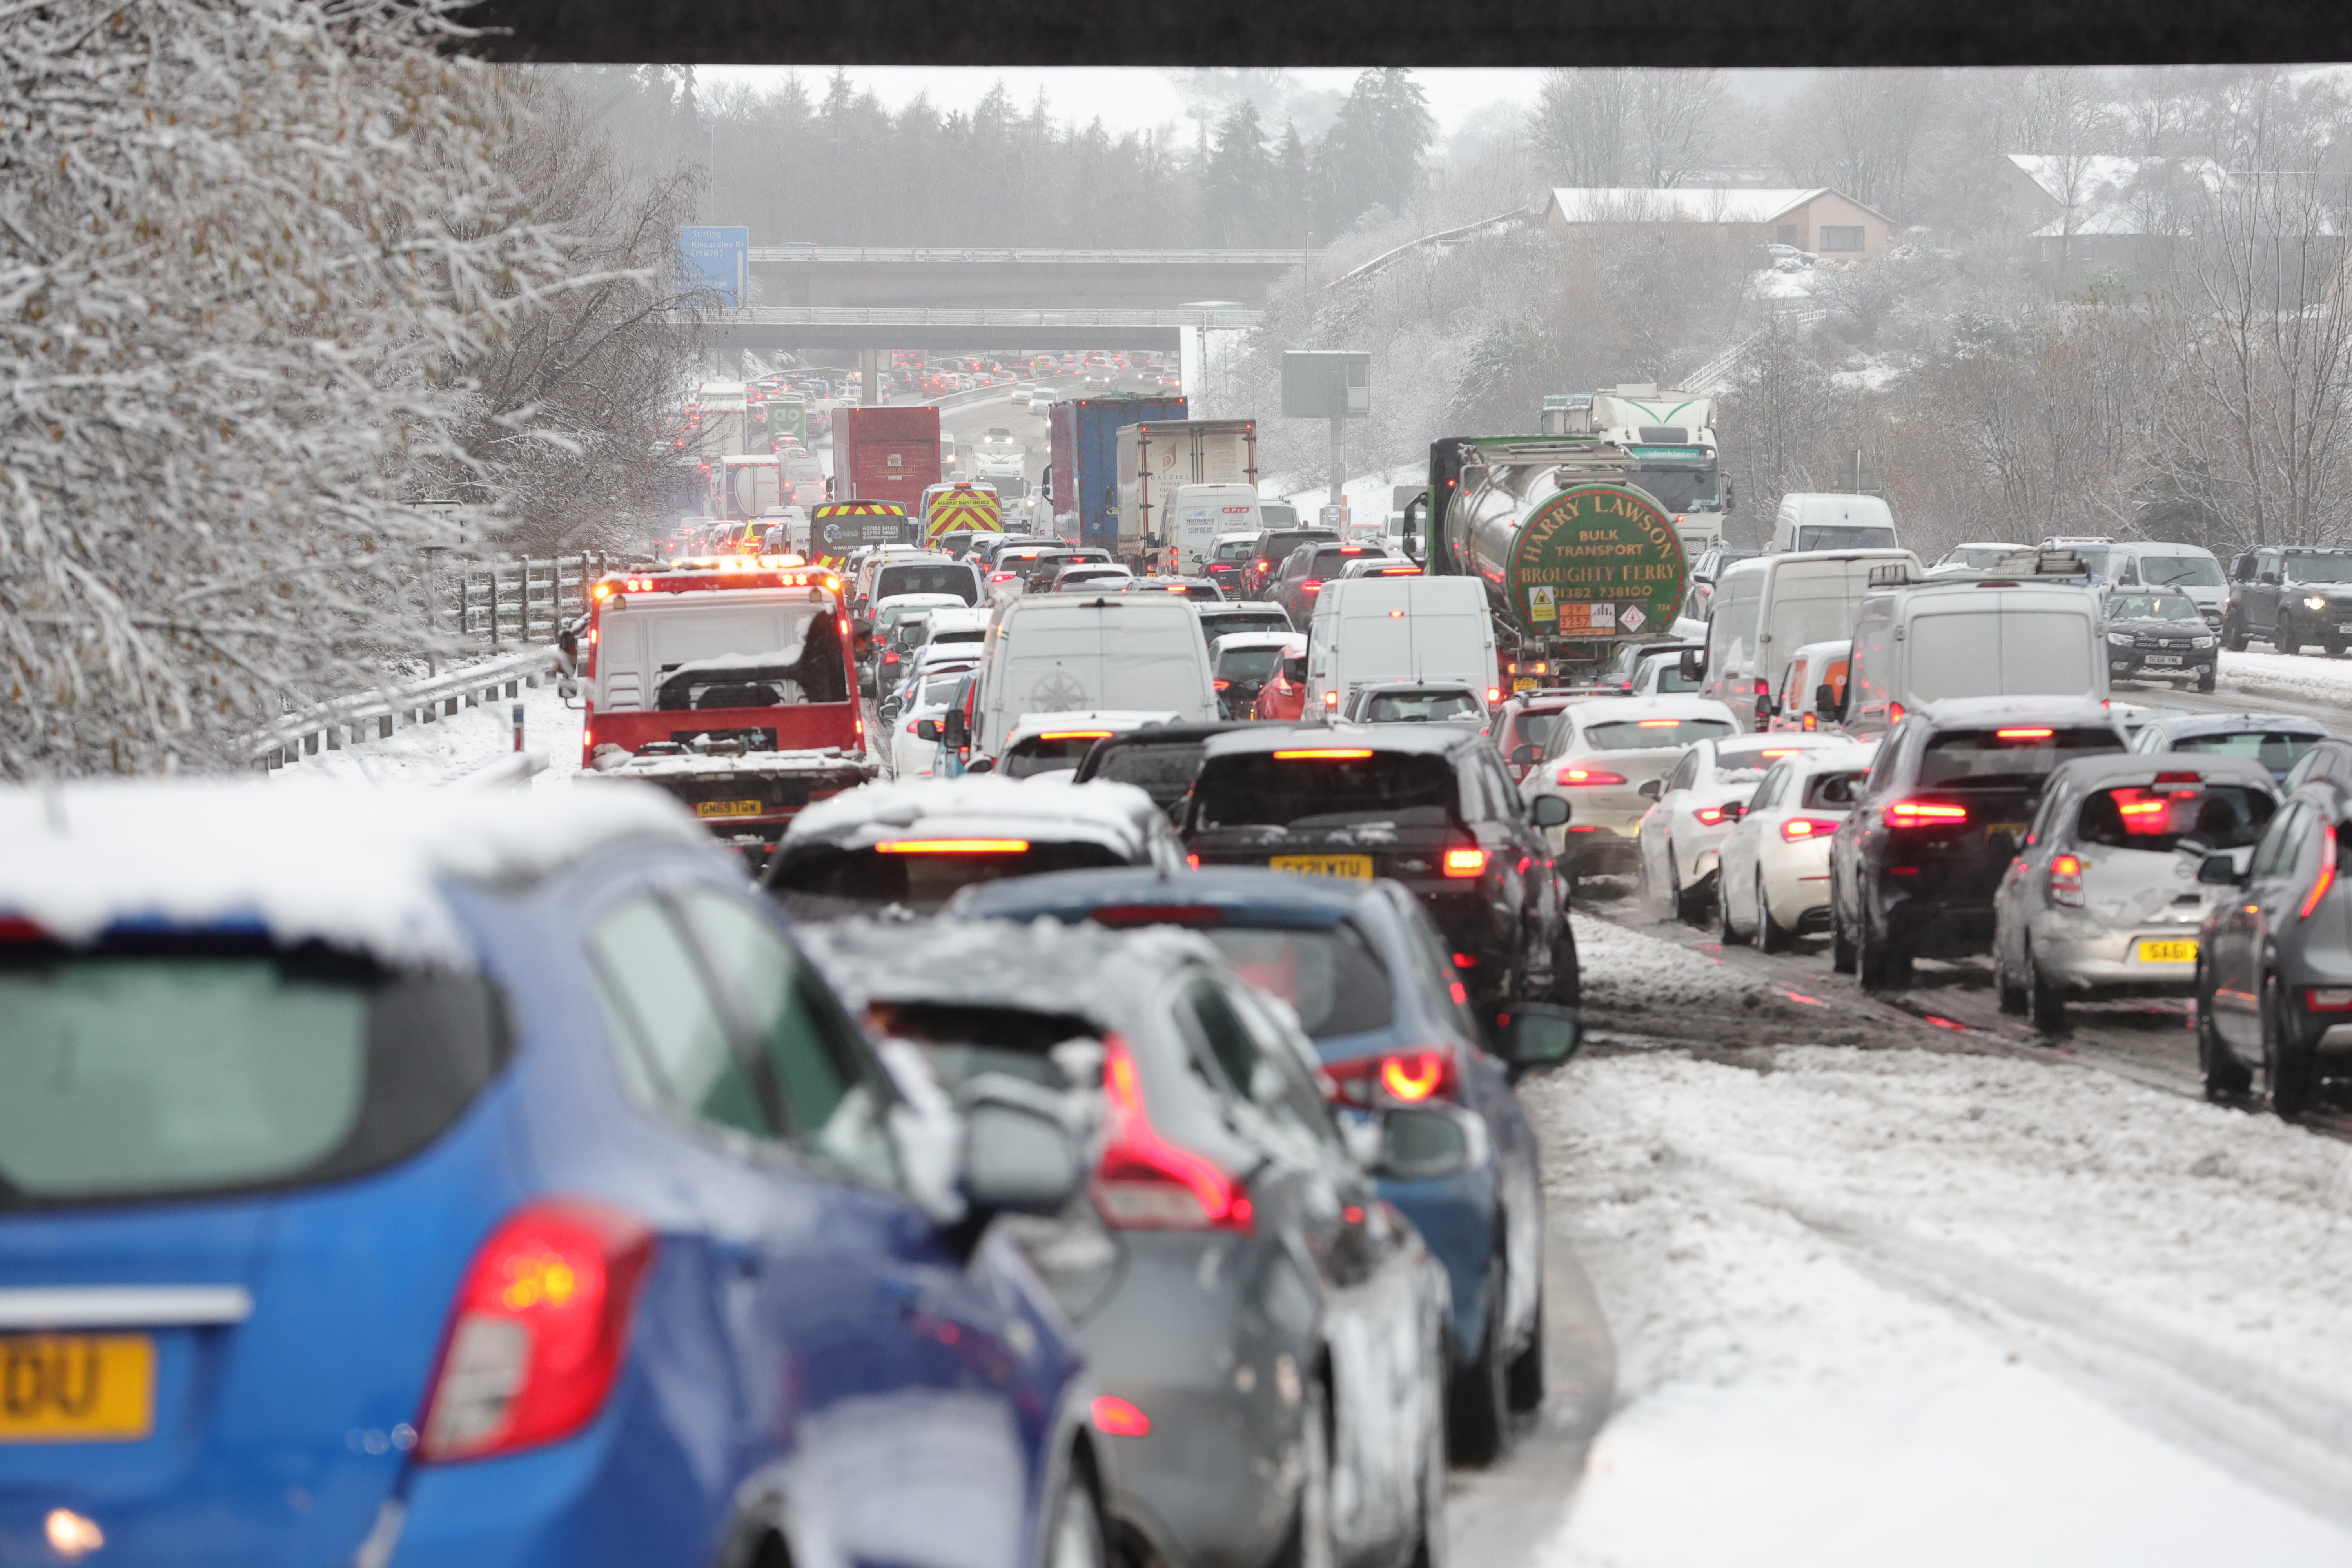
[1547,187,1893,227]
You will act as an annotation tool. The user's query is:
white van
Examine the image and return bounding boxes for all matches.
[1303,577,1499,719]
[1701,550,1920,730]
[1770,493,1899,554]
[2106,541,2228,629]
[1168,483,1262,576]
[1837,579,2106,736]
[973,595,1218,758]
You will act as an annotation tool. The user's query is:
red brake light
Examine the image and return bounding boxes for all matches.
[1091,1396,1152,1436]
[1302,579,1322,593]
[1214,679,1231,690]
[2301,826,2337,919]
[1556,768,1626,786]
[1996,728,2054,740]
[418,1201,656,1463]
[1486,686,1502,704]
[1780,817,1841,841]
[1323,1047,1460,1107]
[2049,852,2085,908]
[1094,1040,1251,1232]
[1887,800,1969,828]
[1889,702,1906,724]
[1443,848,1488,877]
[1694,806,1726,826]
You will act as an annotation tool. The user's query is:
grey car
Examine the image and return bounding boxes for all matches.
[798,916,1450,1568]
[1993,753,2278,1030]
[2102,589,2220,690]
[2129,711,2328,784]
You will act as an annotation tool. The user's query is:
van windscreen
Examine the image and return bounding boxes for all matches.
[2138,555,2225,589]
[1797,525,1898,550]
[2283,554,2352,584]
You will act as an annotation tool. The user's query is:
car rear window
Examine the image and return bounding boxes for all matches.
[1201,612,1292,640]
[2168,730,2319,774]
[1089,742,1210,800]
[1803,769,1868,809]
[877,564,976,604]
[769,841,1133,912]
[1583,717,1735,750]
[1363,691,1479,723]
[1194,751,1459,828]
[1512,710,1568,749]
[1253,530,1332,566]
[2075,782,2274,852]
[1202,926,1394,1039]
[1002,732,1110,777]
[1715,740,1813,776]
[0,947,506,1207]
[1919,727,2124,789]
[1217,646,1283,679]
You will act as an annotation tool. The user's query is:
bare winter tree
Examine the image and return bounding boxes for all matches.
[1530,70,1720,189]
[1776,70,1944,220]
[0,0,566,777]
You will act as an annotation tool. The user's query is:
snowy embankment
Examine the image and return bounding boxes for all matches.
[2217,649,2352,710]
[1524,926,2352,1563]
[1264,463,1424,525]
[282,677,585,790]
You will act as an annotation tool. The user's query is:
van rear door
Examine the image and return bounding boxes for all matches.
[1906,594,2101,703]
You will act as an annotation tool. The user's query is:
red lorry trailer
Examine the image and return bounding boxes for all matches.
[577,559,877,866]
[833,405,942,513]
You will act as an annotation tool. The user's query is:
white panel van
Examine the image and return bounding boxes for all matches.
[1770,493,1899,554]
[1168,483,1263,576]
[1700,550,1920,730]
[1837,579,2105,735]
[1303,577,1499,719]
[973,595,1218,758]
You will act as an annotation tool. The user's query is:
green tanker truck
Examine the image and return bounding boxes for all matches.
[1423,435,1691,685]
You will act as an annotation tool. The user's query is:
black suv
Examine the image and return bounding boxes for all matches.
[1238,527,1341,601]
[1183,725,1577,1011]
[2224,546,2352,655]
[1828,697,2127,988]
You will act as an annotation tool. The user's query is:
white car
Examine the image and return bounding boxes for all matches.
[1715,742,1880,950]
[889,668,976,781]
[995,710,1180,780]
[1637,731,1854,924]
[870,592,970,697]
[1519,695,1740,883]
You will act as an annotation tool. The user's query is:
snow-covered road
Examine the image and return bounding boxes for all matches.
[1521,923,2352,1563]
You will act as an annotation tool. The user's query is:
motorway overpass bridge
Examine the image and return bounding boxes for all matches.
[747,246,1310,311]
[701,304,1265,356]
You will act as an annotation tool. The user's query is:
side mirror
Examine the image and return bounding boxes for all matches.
[965,757,997,774]
[1510,742,1542,769]
[1638,778,1663,800]
[1376,1106,1475,1180]
[957,1076,1085,1218]
[1678,650,1703,681]
[556,675,581,707]
[1531,794,1572,828]
[1756,693,1777,718]
[915,718,941,741]
[1497,1002,1583,1082]
[2199,850,2249,886]
[1816,683,1838,717]
[1723,477,1737,513]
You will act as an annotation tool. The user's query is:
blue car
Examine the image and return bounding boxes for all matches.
[0,783,1099,1568]
[951,866,1568,1465]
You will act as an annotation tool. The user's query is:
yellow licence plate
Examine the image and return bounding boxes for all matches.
[2138,939,2198,964]
[694,799,764,819]
[1512,676,1540,692]
[0,1334,155,1443]
[1270,854,1374,881]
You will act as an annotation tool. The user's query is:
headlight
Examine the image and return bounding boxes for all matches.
[2106,631,2135,646]
[2306,594,2330,610]
[2192,635,2216,648]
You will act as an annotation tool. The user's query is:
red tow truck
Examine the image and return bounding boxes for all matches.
[572,557,878,866]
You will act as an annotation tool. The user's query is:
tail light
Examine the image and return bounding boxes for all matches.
[1780,817,1841,842]
[1302,579,1322,594]
[1889,701,1906,724]
[1753,677,1769,706]
[1094,1040,1251,1232]
[1694,806,1728,826]
[1486,686,1502,704]
[1443,847,1488,877]
[1091,1395,1152,1436]
[1887,800,1968,829]
[1323,1047,1460,1107]
[418,1201,657,1463]
[1214,679,1230,690]
[989,570,1015,583]
[2304,987,2352,1011]
[2049,852,2085,908]
[2300,825,2337,919]
[1555,768,1626,786]
[1322,690,1338,709]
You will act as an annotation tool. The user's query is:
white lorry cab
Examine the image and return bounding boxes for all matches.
[1303,576,1500,720]
[1834,577,2107,737]
[1769,493,1899,555]
[1168,483,1263,576]
[1701,550,1921,731]
[971,594,1218,760]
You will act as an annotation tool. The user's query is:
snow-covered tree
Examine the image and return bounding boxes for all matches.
[0,0,565,777]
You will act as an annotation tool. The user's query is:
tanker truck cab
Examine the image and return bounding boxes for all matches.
[1835,577,2107,737]
[1770,493,1899,555]
[1700,550,1921,731]
[1304,576,1500,720]
[577,560,878,867]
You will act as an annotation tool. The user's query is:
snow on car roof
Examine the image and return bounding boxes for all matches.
[1769,741,1880,773]
[0,780,710,967]
[1568,695,1741,725]
[1210,632,1305,652]
[1916,695,2123,728]
[875,592,968,611]
[798,914,1220,1022]
[2139,710,2326,736]
[782,775,1166,852]
[2046,752,2277,788]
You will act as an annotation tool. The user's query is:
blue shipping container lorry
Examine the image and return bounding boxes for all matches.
[1049,395,1187,549]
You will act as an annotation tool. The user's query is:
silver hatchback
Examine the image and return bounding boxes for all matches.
[1992,753,2279,1030]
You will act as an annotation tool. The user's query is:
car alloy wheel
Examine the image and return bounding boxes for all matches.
[1046,1472,1107,1568]
[1753,870,1792,954]
[1278,1380,1337,1568]
[1446,1262,1511,1467]
[2263,970,2317,1120]
[2196,956,2251,1103]
[1670,846,1708,927]
[1717,868,1742,944]
[2025,939,2066,1033]
[1829,874,1857,975]
[1856,904,1890,991]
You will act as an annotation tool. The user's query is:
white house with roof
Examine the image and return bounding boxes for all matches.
[1544,187,1896,259]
